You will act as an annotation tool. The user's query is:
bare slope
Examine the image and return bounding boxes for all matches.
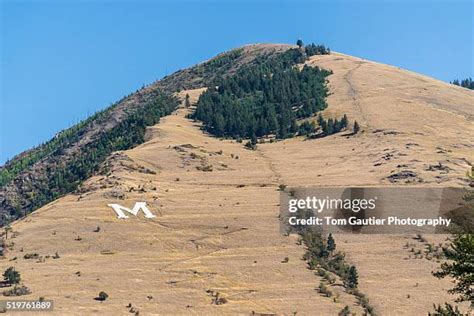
[0,51,473,315]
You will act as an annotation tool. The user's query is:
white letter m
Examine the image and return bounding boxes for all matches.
[107,202,156,219]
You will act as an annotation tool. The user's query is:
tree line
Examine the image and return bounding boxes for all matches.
[296,39,331,56]
[451,77,474,90]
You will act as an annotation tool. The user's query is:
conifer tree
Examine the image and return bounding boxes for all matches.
[341,114,348,129]
[353,121,360,134]
[250,133,257,146]
[346,266,358,289]
[433,233,474,304]
[185,94,191,107]
[3,267,21,285]
[327,233,336,253]
[326,118,335,135]
[317,113,324,127]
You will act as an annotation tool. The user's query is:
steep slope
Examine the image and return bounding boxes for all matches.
[0,44,290,224]
[0,48,472,315]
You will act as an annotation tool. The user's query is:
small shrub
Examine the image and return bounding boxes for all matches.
[210,291,228,305]
[215,297,227,305]
[429,303,462,315]
[415,234,426,242]
[352,289,375,315]
[23,253,39,260]
[244,141,257,150]
[323,272,336,285]
[196,164,213,172]
[96,291,109,301]
[318,282,332,297]
[338,305,350,316]
[3,285,31,296]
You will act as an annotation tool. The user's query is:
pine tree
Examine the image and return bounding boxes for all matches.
[346,266,358,289]
[321,120,328,135]
[341,114,348,129]
[296,39,304,48]
[213,114,225,136]
[250,133,257,146]
[3,266,21,285]
[327,233,336,253]
[298,121,314,136]
[334,118,341,132]
[433,233,474,303]
[326,118,335,135]
[290,119,299,134]
[317,113,324,127]
[185,94,191,107]
[353,121,360,134]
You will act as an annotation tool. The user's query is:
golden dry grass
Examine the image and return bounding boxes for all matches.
[1,53,472,315]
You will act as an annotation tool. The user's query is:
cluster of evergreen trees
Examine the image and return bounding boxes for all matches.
[0,107,109,187]
[304,43,330,56]
[192,46,332,139]
[203,49,243,72]
[2,92,179,218]
[301,229,359,289]
[288,207,374,313]
[296,39,330,56]
[451,77,474,90]
[300,226,374,314]
[296,113,351,137]
[297,121,315,136]
[317,113,349,136]
[191,48,243,78]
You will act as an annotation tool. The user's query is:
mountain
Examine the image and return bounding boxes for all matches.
[0,44,472,315]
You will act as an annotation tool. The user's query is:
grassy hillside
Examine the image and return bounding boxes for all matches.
[0,44,292,224]
[0,91,178,220]
[0,47,472,315]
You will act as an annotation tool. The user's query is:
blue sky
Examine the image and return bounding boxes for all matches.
[1,0,473,164]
